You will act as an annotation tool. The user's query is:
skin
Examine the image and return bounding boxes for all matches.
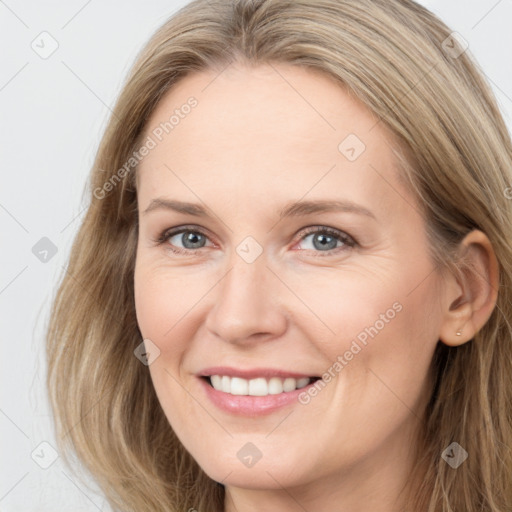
[133,62,499,511]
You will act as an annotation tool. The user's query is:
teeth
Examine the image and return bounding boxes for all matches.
[249,377,267,396]
[296,377,310,389]
[211,375,222,390]
[268,377,283,395]
[283,377,296,392]
[208,375,314,396]
[231,377,248,395]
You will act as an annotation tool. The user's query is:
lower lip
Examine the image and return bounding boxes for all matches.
[199,377,315,416]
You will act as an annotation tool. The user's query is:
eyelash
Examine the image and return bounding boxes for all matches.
[153,224,358,257]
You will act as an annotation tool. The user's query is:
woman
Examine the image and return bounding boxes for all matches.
[46,0,512,510]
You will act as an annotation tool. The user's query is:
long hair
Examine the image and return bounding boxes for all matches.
[46,1,512,510]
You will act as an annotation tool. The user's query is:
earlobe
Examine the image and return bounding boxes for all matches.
[438,230,499,347]
[439,301,472,347]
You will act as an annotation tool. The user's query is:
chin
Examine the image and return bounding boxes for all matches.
[192,447,314,490]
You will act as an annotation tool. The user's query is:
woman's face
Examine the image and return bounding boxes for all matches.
[134,63,445,498]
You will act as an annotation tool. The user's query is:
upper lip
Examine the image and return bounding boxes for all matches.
[197,366,319,379]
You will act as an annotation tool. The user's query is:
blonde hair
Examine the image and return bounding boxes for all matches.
[46,0,512,510]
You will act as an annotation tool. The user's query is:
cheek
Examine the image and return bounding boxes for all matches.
[310,258,441,411]
[134,273,169,345]
[288,265,407,361]
[133,265,198,427]
[133,261,218,405]
[134,263,198,353]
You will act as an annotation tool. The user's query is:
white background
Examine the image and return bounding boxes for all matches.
[1,0,511,510]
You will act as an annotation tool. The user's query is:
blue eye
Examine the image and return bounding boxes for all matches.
[295,227,357,256]
[156,227,212,255]
[155,225,357,257]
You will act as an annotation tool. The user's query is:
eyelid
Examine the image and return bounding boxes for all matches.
[154,224,358,256]
[293,225,357,255]
[153,224,216,251]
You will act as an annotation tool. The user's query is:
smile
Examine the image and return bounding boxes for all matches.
[197,367,322,415]
[207,375,315,396]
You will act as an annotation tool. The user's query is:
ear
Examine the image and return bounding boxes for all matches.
[439,230,499,347]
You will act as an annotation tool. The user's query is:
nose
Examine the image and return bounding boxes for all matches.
[205,256,288,345]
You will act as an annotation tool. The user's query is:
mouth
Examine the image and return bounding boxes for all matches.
[201,375,321,396]
[196,366,322,415]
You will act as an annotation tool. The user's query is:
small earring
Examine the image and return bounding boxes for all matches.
[456,328,462,336]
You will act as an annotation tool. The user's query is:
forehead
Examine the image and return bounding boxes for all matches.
[137,63,411,222]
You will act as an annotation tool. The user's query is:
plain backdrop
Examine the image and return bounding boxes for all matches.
[1,0,511,510]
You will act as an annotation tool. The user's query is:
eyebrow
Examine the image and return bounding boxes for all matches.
[143,198,376,220]
[144,197,376,220]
